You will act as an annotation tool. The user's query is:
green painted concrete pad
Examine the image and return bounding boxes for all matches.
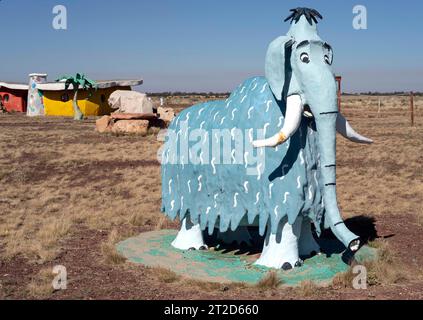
[117,230,378,286]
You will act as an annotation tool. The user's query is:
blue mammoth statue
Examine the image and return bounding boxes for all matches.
[161,8,373,270]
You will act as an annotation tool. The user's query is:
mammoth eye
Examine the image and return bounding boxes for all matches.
[300,53,310,63]
[324,55,332,65]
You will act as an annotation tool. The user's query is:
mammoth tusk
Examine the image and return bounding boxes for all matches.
[336,113,373,144]
[252,95,303,148]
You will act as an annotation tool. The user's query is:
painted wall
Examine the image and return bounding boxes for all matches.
[0,89,27,113]
[42,86,131,117]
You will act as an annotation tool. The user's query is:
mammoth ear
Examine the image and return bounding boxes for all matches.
[265,36,294,101]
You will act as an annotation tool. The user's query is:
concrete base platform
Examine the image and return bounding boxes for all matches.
[117,230,377,286]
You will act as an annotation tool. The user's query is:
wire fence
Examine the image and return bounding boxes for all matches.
[340,92,420,127]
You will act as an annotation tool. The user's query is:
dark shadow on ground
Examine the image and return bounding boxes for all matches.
[203,215,382,264]
[318,215,382,264]
[319,215,380,254]
[204,227,264,256]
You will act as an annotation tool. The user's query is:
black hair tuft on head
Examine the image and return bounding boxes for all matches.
[284,8,323,25]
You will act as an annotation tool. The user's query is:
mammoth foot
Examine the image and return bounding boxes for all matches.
[255,218,303,270]
[172,218,207,251]
[282,260,304,271]
[188,246,209,251]
[255,249,303,270]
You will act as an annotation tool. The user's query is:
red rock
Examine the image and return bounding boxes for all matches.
[111,120,149,135]
[110,113,158,121]
[96,116,113,133]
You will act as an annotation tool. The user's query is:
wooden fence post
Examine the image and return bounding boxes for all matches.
[336,76,342,112]
[410,92,414,126]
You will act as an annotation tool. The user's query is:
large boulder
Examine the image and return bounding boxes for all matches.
[111,120,149,136]
[110,113,157,121]
[108,91,154,114]
[96,116,113,133]
[157,107,175,125]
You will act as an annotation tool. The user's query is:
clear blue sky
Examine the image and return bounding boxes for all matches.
[1,0,422,92]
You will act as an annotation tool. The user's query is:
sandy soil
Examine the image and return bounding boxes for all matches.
[0,95,422,300]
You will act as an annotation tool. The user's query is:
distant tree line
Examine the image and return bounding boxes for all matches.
[147,91,422,97]
[343,91,423,96]
[147,92,230,98]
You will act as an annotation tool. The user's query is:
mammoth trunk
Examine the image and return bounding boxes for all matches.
[72,89,84,121]
[315,114,360,251]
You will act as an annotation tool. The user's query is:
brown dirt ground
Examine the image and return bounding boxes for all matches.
[0,95,422,300]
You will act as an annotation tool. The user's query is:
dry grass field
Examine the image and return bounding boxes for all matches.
[0,95,422,300]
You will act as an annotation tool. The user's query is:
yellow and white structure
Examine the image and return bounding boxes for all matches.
[36,79,143,117]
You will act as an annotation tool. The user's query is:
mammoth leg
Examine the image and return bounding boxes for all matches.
[171,217,208,251]
[299,218,321,257]
[255,217,303,270]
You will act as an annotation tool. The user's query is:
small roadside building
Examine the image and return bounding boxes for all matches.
[37,79,143,117]
[0,82,29,113]
[1,75,143,117]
